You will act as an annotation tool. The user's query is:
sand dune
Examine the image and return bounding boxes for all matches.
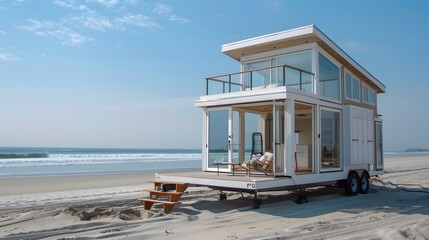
[0,156,428,239]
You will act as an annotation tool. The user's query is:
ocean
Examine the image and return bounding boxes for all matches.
[0,147,201,177]
[1,147,427,177]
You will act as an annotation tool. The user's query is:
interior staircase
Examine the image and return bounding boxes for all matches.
[140,181,188,214]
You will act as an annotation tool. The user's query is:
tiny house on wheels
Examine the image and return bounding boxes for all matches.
[149,25,385,211]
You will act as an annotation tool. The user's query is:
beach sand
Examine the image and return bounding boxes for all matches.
[0,157,428,239]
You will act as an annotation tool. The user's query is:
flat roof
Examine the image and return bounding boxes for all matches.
[222,25,386,93]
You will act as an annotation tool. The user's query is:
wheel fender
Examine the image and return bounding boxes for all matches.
[351,169,369,178]
[347,170,358,180]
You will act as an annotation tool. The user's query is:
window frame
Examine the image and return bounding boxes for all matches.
[362,82,376,105]
[241,48,313,89]
[344,70,361,102]
[317,48,342,104]
[319,106,343,172]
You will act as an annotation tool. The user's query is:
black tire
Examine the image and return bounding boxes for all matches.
[345,172,359,196]
[359,171,370,194]
[253,198,261,209]
[219,193,227,201]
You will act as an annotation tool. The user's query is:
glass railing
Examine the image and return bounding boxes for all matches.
[205,64,315,95]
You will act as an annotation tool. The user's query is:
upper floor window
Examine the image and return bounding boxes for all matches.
[363,84,376,105]
[243,59,271,88]
[277,51,312,91]
[345,72,360,101]
[242,50,313,92]
[319,53,340,101]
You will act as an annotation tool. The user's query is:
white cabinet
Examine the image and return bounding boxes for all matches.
[295,144,312,169]
[344,105,374,167]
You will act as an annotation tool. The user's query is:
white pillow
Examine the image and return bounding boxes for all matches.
[259,154,268,163]
[265,152,273,161]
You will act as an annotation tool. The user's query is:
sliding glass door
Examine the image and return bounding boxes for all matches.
[207,108,240,171]
[320,108,341,171]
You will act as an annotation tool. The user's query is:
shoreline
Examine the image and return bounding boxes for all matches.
[0,167,200,179]
[0,168,199,196]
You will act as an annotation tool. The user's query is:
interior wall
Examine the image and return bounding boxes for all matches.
[295,119,312,144]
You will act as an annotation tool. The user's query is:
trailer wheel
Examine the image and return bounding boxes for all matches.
[253,198,261,209]
[359,171,370,194]
[345,172,359,196]
[218,192,227,201]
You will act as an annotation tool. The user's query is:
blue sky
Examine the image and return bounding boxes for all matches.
[0,0,428,150]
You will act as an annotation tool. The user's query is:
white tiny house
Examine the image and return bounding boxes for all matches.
[155,25,385,207]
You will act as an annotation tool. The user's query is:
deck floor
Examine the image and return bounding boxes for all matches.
[155,171,294,191]
[156,171,279,182]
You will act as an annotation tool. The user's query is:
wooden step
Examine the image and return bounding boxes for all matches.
[141,181,188,213]
[150,181,188,193]
[143,189,182,202]
[140,198,179,214]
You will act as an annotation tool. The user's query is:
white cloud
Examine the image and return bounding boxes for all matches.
[54,28,93,46]
[153,3,171,15]
[115,13,160,29]
[16,19,55,31]
[13,0,26,5]
[71,13,114,31]
[87,0,118,7]
[152,3,191,24]
[16,19,93,46]
[0,51,18,62]
[124,0,137,5]
[168,15,191,24]
[0,30,7,35]
[53,0,89,11]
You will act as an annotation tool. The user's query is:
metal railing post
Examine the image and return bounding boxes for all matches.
[206,78,208,95]
[250,71,253,90]
[223,82,225,93]
[283,65,286,86]
[229,75,232,93]
[299,71,303,90]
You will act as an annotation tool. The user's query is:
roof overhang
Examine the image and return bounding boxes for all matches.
[222,25,386,93]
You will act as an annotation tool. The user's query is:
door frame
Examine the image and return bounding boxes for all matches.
[319,106,343,172]
[273,100,286,176]
[206,107,234,172]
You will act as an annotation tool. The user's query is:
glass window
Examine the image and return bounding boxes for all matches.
[362,85,376,105]
[363,86,368,101]
[277,51,312,91]
[345,71,360,101]
[243,59,271,89]
[208,109,229,167]
[368,89,375,104]
[345,73,352,99]
[352,77,360,100]
[321,109,341,170]
[319,53,340,100]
